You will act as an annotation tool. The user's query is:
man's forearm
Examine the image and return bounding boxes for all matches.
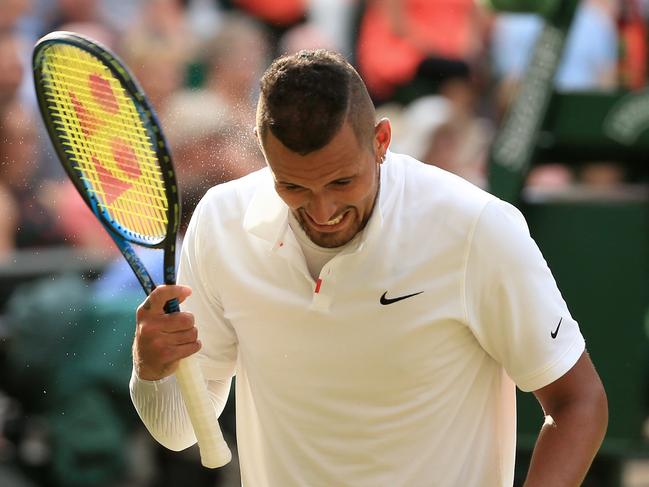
[524,392,608,486]
[130,370,198,450]
[129,369,232,451]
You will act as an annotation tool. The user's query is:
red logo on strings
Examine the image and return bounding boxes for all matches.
[69,91,97,137]
[89,73,119,114]
[69,73,141,204]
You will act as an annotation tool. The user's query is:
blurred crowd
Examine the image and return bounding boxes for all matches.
[0,0,647,486]
[0,0,646,259]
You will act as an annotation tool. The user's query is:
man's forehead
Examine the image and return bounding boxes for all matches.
[266,130,366,186]
[262,120,359,152]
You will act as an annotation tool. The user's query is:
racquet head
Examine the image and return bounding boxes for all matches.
[32,31,179,249]
[31,33,233,471]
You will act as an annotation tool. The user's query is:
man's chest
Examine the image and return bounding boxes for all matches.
[215,243,482,400]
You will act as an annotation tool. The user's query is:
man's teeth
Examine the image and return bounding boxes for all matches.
[324,214,343,225]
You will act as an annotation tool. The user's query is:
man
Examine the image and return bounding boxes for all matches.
[131,50,607,486]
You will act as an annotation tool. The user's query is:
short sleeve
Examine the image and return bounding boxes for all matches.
[464,199,585,392]
[178,197,238,381]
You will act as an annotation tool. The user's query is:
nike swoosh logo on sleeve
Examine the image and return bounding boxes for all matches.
[550,318,563,339]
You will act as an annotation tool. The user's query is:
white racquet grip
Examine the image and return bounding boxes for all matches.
[174,355,232,468]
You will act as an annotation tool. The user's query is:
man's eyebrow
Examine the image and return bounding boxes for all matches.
[275,179,302,186]
[274,171,358,187]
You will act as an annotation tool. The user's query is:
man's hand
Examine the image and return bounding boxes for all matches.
[133,285,201,381]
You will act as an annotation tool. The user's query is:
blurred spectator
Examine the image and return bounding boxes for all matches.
[490,0,624,193]
[617,0,647,89]
[43,0,117,45]
[48,0,102,26]
[0,181,17,258]
[197,13,269,126]
[119,34,188,114]
[222,0,307,27]
[0,10,61,182]
[525,163,575,190]
[185,0,224,42]
[306,0,357,56]
[0,29,24,114]
[0,0,31,31]
[355,0,490,105]
[51,179,117,253]
[156,12,268,209]
[123,0,195,52]
[352,0,495,187]
[161,89,264,212]
[0,95,112,254]
[389,94,492,187]
[490,0,619,92]
[0,99,70,252]
[525,160,628,192]
[278,19,337,56]
[118,0,197,114]
[55,20,115,49]
[0,0,40,111]
[579,160,627,187]
[218,0,307,55]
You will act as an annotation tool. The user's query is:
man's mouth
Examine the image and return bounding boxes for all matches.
[323,214,344,226]
[303,210,350,232]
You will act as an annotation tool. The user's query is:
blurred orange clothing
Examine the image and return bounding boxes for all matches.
[357,0,478,100]
[233,0,306,26]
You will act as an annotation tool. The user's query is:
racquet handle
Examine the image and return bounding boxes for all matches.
[163,298,231,468]
[164,297,180,314]
[175,355,232,468]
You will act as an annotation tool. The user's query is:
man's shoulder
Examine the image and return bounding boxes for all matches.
[201,167,271,207]
[188,167,272,232]
[384,152,495,216]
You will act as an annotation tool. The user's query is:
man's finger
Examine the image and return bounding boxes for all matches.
[174,340,202,361]
[167,326,199,346]
[159,312,195,333]
[140,285,192,313]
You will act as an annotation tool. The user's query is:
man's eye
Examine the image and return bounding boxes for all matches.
[282,184,302,191]
[332,179,352,186]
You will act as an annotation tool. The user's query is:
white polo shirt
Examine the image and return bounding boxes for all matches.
[131,151,585,486]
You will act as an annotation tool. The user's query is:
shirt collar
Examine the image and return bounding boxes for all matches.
[242,168,289,249]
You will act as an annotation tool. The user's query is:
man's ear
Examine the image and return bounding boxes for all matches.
[374,118,391,162]
[254,126,266,155]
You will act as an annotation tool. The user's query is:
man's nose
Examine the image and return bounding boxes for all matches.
[306,194,338,224]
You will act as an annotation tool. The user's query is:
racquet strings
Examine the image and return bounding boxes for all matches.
[39,43,168,243]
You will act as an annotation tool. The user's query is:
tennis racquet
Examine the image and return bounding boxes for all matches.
[32,31,231,468]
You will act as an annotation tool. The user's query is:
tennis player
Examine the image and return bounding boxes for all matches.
[130,49,607,486]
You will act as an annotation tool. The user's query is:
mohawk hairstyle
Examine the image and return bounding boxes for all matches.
[257,49,375,155]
